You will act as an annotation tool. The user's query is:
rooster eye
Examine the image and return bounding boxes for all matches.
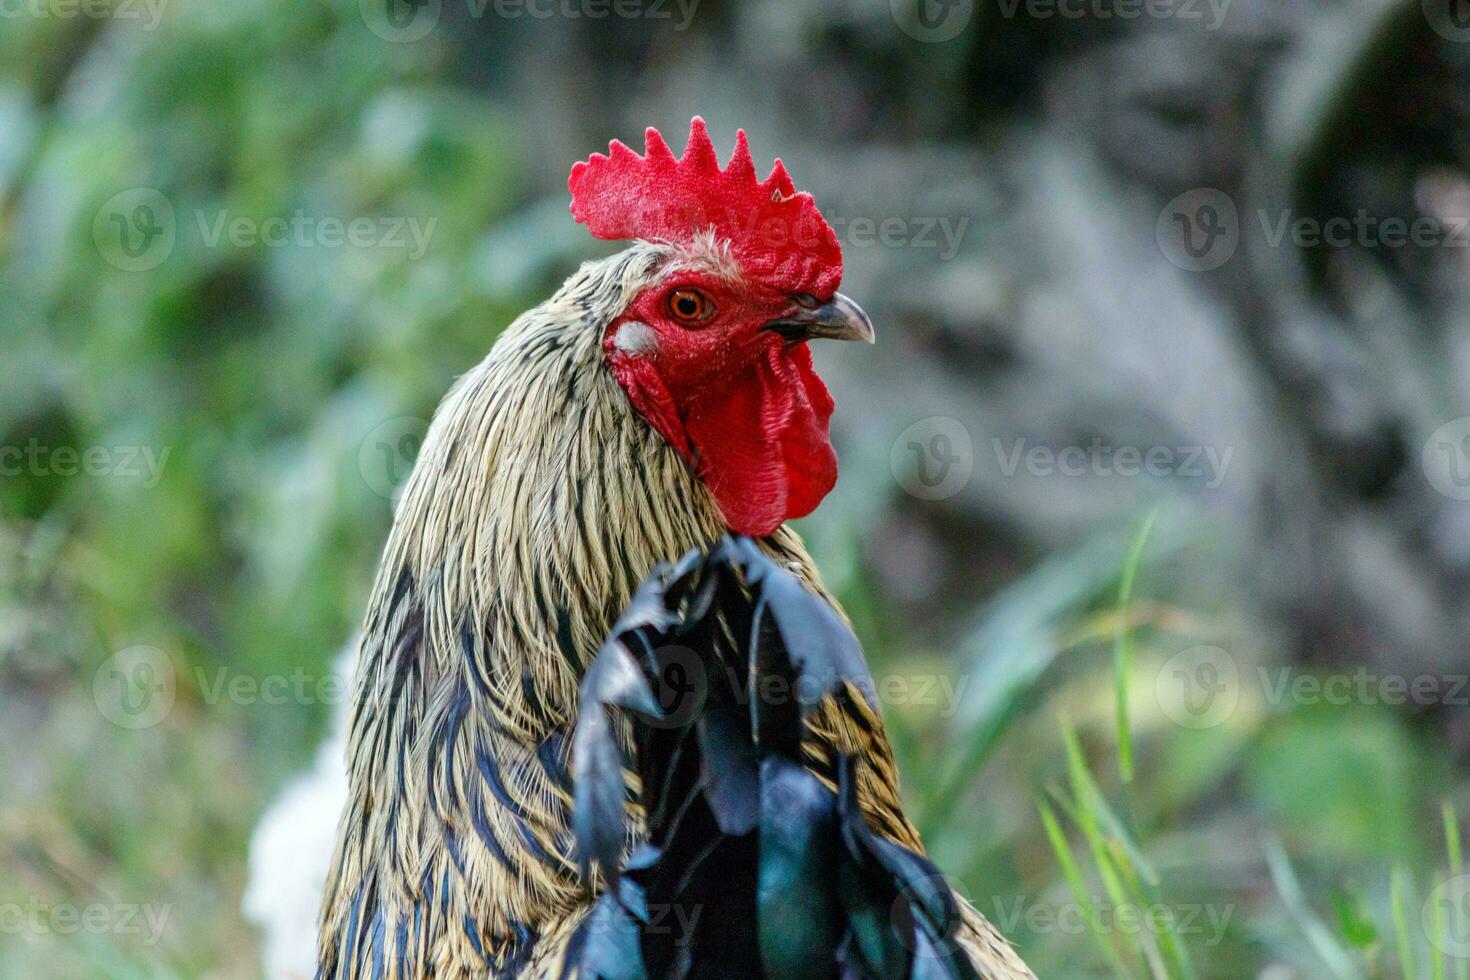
[666,288,715,325]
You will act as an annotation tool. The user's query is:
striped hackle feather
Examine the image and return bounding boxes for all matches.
[316,241,1035,979]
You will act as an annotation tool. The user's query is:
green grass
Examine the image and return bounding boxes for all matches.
[857,511,1468,979]
[1448,802,1468,980]
[1113,509,1157,786]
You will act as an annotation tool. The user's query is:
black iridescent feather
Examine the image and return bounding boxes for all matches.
[565,537,985,980]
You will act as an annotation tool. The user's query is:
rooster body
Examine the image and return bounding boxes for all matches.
[317,122,1033,979]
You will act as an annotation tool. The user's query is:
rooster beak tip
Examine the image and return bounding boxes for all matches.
[817,292,876,345]
[765,292,876,345]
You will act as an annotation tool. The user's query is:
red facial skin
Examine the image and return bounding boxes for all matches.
[605,269,838,538]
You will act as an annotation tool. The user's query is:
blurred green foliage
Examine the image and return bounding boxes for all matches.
[0,3,547,974]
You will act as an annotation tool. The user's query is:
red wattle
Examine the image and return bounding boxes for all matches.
[681,342,837,537]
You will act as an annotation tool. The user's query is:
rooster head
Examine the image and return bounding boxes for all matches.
[569,117,872,538]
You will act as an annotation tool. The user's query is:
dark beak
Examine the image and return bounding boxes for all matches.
[764,292,876,345]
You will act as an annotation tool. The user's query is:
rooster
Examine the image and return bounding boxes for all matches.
[316,118,1034,979]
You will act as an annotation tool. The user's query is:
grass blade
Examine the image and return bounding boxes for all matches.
[1446,802,1467,980]
[1432,888,1446,980]
[1039,799,1133,980]
[1393,865,1420,980]
[923,528,1167,836]
[1114,509,1157,785]
[1058,718,1187,976]
[1264,838,1362,980]
[1061,721,1161,887]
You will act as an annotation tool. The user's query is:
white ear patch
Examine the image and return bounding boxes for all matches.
[613,320,658,356]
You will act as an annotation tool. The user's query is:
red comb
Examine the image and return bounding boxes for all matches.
[568,117,842,298]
